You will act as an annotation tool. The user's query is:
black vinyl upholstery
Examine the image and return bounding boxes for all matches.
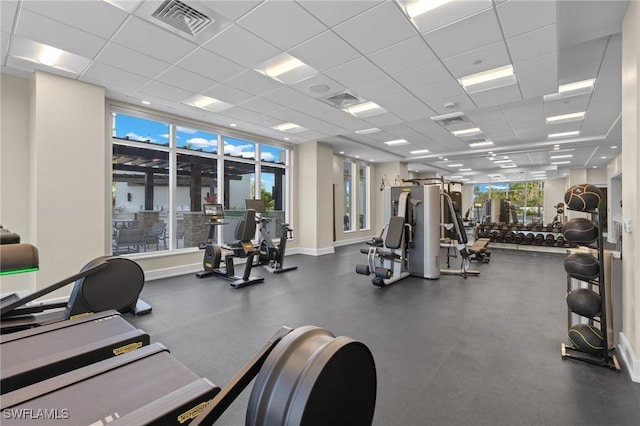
[384,216,405,250]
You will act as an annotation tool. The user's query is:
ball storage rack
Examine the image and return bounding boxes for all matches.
[561,190,620,371]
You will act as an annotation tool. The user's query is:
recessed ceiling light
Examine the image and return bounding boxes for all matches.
[38,45,62,66]
[443,158,448,161]
[438,156,443,159]
[355,127,381,135]
[355,155,360,158]
[544,79,596,101]
[549,154,573,159]
[459,168,472,172]
[405,0,452,18]
[339,151,344,154]
[601,156,607,159]
[384,139,410,146]
[551,161,572,165]
[284,137,290,141]
[493,159,512,164]
[182,95,233,112]
[611,146,618,149]
[272,122,306,133]
[549,131,580,138]
[9,37,91,74]
[229,123,237,127]
[410,149,430,155]
[458,65,517,94]
[500,164,517,168]
[449,175,463,179]
[344,101,386,118]
[592,166,598,168]
[254,53,318,85]
[141,100,151,105]
[447,163,463,167]
[469,141,494,148]
[546,112,586,124]
[451,127,481,137]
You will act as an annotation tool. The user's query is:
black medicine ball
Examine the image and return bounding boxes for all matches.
[566,288,601,318]
[564,252,600,281]
[568,324,604,354]
[564,184,603,212]
[562,218,599,243]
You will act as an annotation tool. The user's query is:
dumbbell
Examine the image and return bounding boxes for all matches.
[523,233,534,245]
[504,232,515,244]
[534,233,545,245]
[544,234,555,246]
[556,235,565,247]
[514,232,525,244]
[494,233,505,243]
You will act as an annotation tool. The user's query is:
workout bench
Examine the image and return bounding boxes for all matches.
[469,238,491,263]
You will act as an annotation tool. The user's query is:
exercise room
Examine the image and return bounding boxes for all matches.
[1,0,639,424]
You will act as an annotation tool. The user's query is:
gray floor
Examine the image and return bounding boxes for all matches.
[128,245,640,426]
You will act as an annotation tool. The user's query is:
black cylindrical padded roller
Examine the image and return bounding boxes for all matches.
[247,326,377,426]
[564,184,603,212]
[568,323,604,354]
[566,288,601,318]
[355,264,370,275]
[374,267,391,279]
[564,252,600,281]
[562,218,599,243]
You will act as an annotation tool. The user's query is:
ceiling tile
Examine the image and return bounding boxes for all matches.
[297,0,383,28]
[14,8,107,58]
[443,41,510,78]
[428,93,476,114]
[224,70,283,97]
[206,0,262,21]
[288,30,361,72]
[237,1,326,51]
[176,48,245,82]
[406,0,493,34]
[514,52,558,82]
[519,73,557,99]
[237,97,285,115]
[367,36,437,75]
[333,2,416,55]
[324,57,386,88]
[392,60,452,91]
[81,62,148,93]
[377,91,436,122]
[155,66,218,93]
[413,79,466,104]
[202,84,256,105]
[352,77,406,102]
[20,0,128,39]
[363,112,404,127]
[1,2,17,33]
[294,99,368,131]
[113,16,197,63]
[95,42,170,79]
[544,93,590,117]
[507,24,557,63]
[203,24,280,68]
[219,106,267,122]
[558,38,607,83]
[267,108,349,136]
[496,0,556,38]
[468,84,522,108]
[261,86,314,107]
[501,99,546,140]
[136,80,193,103]
[290,73,345,98]
[423,9,503,59]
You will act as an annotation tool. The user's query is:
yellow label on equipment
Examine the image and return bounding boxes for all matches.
[177,400,211,424]
[69,311,94,320]
[113,341,143,355]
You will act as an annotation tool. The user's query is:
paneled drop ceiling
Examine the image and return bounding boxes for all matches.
[0,0,629,183]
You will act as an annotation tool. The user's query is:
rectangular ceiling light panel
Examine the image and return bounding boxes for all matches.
[272,122,307,133]
[182,94,233,112]
[344,101,387,118]
[255,53,318,85]
[451,127,482,137]
[468,141,494,148]
[458,65,517,94]
[384,139,410,146]
[546,112,585,124]
[549,131,580,138]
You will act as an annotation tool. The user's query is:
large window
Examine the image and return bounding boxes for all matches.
[111,108,292,254]
[343,159,354,231]
[472,181,544,224]
[358,163,369,230]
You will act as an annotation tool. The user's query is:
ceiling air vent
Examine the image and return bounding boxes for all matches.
[325,92,361,108]
[431,111,467,127]
[152,0,212,36]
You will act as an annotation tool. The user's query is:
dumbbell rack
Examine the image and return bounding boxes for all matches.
[561,205,620,371]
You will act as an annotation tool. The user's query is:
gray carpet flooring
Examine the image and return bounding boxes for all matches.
[128,245,640,426]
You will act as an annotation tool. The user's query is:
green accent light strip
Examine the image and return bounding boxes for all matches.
[0,267,39,276]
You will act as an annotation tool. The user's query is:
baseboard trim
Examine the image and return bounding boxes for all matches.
[144,262,203,281]
[334,235,376,247]
[291,246,335,256]
[618,332,640,382]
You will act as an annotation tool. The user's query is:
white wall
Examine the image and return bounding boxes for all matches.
[0,74,33,293]
[543,178,567,224]
[620,0,640,382]
[373,162,408,232]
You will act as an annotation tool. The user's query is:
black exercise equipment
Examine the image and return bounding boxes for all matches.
[1,243,151,334]
[523,233,534,245]
[514,232,525,244]
[1,310,149,394]
[504,232,515,243]
[544,234,556,246]
[246,199,297,274]
[2,326,377,426]
[197,206,264,288]
[0,225,21,245]
[564,252,600,281]
[568,323,604,355]
[565,184,603,212]
[534,233,545,245]
[556,235,566,247]
[566,289,602,318]
[356,215,408,287]
[562,218,599,244]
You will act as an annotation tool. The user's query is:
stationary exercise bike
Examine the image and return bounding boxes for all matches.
[196,204,264,288]
[245,199,297,274]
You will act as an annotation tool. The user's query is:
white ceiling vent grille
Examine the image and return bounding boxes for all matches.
[325,92,361,108]
[152,0,212,36]
[439,116,467,126]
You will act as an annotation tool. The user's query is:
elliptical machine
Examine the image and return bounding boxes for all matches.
[246,199,297,274]
[196,204,264,288]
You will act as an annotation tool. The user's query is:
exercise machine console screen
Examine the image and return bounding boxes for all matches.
[204,203,225,222]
